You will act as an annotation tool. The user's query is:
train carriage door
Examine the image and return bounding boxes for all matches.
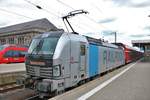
[79,43,86,80]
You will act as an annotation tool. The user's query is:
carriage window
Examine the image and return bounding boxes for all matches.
[80,45,86,56]
[4,50,13,57]
[19,51,26,57]
[13,51,19,57]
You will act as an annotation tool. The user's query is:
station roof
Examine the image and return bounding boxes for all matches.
[132,40,150,47]
[132,40,150,44]
[0,18,58,35]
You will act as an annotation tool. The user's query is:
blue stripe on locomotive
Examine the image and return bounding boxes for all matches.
[89,44,99,77]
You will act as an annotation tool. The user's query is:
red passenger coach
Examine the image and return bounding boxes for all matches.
[114,43,143,64]
[0,44,28,64]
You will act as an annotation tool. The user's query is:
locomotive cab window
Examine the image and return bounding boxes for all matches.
[80,45,86,56]
[28,37,59,55]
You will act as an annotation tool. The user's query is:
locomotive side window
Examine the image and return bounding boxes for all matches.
[80,45,86,56]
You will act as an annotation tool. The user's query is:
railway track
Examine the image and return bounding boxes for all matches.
[25,94,41,100]
[0,83,44,100]
[0,88,39,100]
[0,83,23,93]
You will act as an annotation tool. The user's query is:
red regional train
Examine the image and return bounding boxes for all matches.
[114,43,143,64]
[0,44,28,64]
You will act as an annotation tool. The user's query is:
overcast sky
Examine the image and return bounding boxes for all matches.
[0,0,150,46]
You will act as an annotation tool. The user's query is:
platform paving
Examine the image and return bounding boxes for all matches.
[50,60,150,100]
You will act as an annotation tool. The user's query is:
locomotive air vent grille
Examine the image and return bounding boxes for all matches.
[26,65,52,78]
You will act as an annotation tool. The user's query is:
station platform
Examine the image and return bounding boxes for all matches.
[49,59,150,100]
[0,63,26,85]
[0,63,25,74]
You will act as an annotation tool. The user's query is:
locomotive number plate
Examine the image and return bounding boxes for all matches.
[30,61,45,66]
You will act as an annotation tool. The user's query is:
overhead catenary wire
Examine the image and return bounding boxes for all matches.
[56,0,118,41]
[68,13,101,31]
[56,0,109,29]
[91,3,103,14]
[0,8,33,19]
[22,0,117,41]
[56,0,100,30]
[0,7,96,33]
[23,0,100,31]
[23,0,97,32]
[23,0,59,18]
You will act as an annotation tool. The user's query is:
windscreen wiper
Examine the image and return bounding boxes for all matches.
[30,39,43,55]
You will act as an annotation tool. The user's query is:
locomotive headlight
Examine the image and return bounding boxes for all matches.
[53,65,61,77]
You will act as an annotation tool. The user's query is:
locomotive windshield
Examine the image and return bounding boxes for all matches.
[28,37,59,55]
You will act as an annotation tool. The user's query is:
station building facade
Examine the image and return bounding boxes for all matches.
[0,18,59,46]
